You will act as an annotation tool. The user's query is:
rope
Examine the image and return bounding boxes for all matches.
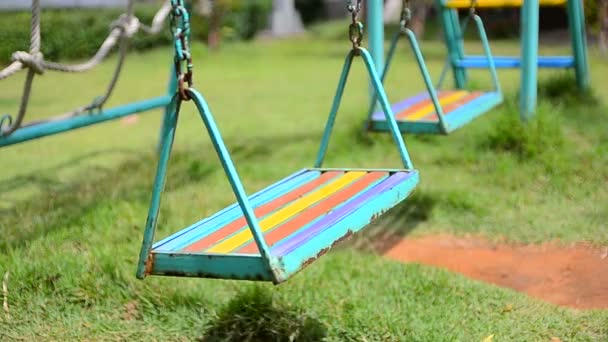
[0,1,172,136]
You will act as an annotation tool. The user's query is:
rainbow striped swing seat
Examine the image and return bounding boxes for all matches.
[136,47,419,284]
[367,11,503,135]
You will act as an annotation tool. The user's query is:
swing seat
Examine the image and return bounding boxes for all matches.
[443,0,566,8]
[369,90,503,134]
[145,168,419,283]
[455,55,575,69]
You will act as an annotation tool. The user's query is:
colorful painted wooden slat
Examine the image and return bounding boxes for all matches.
[237,171,388,254]
[206,171,367,254]
[273,171,414,256]
[396,91,469,121]
[440,91,502,127]
[153,169,318,251]
[371,92,429,121]
[181,171,343,252]
[444,0,566,8]
[392,91,457,120]
[421,91,484,121]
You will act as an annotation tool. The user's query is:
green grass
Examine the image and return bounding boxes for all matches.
[1,22,608,340]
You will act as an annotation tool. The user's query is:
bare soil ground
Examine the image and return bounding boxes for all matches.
[381,234,608,310]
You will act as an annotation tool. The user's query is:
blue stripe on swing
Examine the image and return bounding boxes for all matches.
[442,91,502,128]
[153,169,318,251]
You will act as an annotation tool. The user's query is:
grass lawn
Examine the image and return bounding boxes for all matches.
[1,20,607,340]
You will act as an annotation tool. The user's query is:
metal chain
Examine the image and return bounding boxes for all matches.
[400,0,412,31]
[346,0,364,49]
[469,0,479,16]
[170,0,193,101]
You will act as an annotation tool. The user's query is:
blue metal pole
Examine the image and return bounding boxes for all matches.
[367,0,384,110]
[520,0,539,121]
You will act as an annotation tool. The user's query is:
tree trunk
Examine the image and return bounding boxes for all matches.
[410,1,430,38]
[600,0,608,55]
[208,1,225,50]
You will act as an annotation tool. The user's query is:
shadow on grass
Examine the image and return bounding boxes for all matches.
[199,286,326,342]
[0,148,138,195]
[0,132,319,250]
[347,190,437,255]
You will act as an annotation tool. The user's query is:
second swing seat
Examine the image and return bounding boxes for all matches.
[369,90,503,134]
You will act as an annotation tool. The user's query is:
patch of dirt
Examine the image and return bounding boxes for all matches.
[382,234,608,310]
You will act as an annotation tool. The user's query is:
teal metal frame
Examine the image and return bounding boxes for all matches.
[1,61,177,149]
[437,0,589,121]
[136,47,419,284]
[366,14,502,134]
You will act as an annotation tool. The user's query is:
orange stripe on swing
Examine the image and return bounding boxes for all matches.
[394,91,458,119]
[182,171,343,253]
[236,171,387,254]
[422,92,484,121]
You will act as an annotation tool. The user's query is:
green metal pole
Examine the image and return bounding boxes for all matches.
[520,0,539,121]
[367,0,384,110]
[435,0,467,88]
[566,0,589,90]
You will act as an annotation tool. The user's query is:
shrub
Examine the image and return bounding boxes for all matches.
[0,5,172,65]
[0,1,274,65]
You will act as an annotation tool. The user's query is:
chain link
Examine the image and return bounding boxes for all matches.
[346,0,363,49]
[469,0,479,16]
[400,0,412,31]
[170,0,193,100]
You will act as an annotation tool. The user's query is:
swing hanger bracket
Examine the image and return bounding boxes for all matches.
[399,0,412,32]
[347,0,364,52]
[170,0,193,101]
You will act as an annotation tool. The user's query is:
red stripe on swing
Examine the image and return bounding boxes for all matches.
[181,171,343,253]
[236,171,387,254]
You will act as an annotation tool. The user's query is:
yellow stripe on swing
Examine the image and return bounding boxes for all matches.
[398,91,469,121]
[444,0,566,8]
[206,171,367,253]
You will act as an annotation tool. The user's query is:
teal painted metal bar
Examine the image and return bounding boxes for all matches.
[359,47,414,169]
[186,88,275,270]
[365,32,400,127]
[566,0,589,90]
[520,0,539,121]
[436,0,467,88]
[316,48,414,170]
[0,95,172,148]
[136,95,180,279]
[159,65,178,151]
[403,29,450,134]
[366,28,450,133]
[367,0,385,111]
[473,14,502,94]
[314,51,353,168]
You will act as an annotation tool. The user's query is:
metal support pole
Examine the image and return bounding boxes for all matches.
[367,0,385,110]
[566,0,589,90]
[519,0,539,121]
[159,66,177,152]
[435,0,467,88]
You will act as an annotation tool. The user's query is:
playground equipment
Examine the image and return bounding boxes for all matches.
[367,0,503,134]
[136,0,419,284]
[0,0,174,148]
[438,0,589,119]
